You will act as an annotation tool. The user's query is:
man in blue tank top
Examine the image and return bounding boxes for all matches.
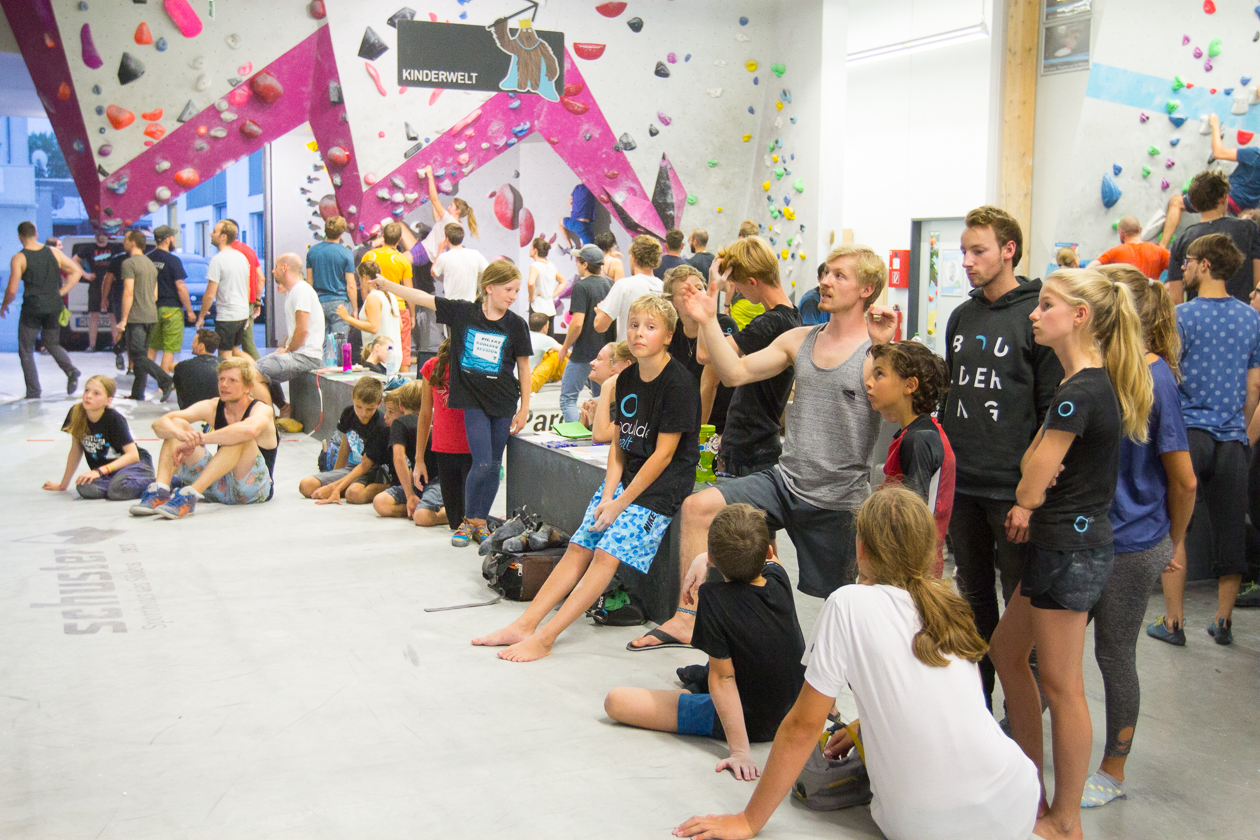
[2,221,82,399]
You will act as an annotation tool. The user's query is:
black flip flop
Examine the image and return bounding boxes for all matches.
[626,627,693,651]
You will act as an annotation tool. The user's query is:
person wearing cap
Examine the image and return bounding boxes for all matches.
[557,243,613,422]
[146,225,195,375]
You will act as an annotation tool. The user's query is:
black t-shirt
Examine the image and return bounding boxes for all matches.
[887,414,947,500]
[1168,216,1260,302]
[73,243,119,284]
[610,357,701,515]
[688,251,715,280]
[692,562,806,743]
[721,304,801,457]
[1030,368,1122,550]
[337,405,390,467]
[147,248,187,309]
[569,273,613,363]
[63,406,148,470]
[654,253,689,280]
[387,412,419,486]
[173,354,220,409]
[669,314,738,433]
[106,251,127,305]
[435,297,533,417]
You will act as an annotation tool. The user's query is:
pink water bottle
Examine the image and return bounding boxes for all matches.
[341,342,352,371]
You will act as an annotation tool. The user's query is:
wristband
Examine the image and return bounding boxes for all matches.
[100,464,110,476]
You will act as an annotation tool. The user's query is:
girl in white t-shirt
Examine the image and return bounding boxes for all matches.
[675,486,1040,840]
[398,166,481,270]
[526,237,559,317]
[338,261,401,375]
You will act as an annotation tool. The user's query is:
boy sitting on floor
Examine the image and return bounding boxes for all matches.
[603,503,806,780]
[373,381,446,525]
[472,293,700,661]
[298,376,391,505]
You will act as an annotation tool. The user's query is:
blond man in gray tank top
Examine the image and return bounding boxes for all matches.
[628,245,898,651]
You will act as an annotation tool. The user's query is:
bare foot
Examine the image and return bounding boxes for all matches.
[498,634,553,662]
[471,623,531,647]
[628,613,694,649]
[1032,815,1083,840]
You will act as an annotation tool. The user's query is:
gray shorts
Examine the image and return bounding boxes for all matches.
[383,481,442,510]
[719,466,857,598]
[1023,544,1115,612]
[215,318,248,350]
[257,351,321,382]
[310,465,390,487]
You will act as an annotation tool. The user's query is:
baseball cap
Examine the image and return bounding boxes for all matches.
[153,225,175,242]
[571,244,604,265]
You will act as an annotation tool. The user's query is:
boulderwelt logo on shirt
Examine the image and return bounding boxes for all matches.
[617,393,650,450]
[462,329,508,376]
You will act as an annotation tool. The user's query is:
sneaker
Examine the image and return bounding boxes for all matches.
[114,351,124,371]
[154,488,199,519]
[67,369,80,395]
[1207,616,1233,645]
[469,521,492,544]
[1234,581,1260,608]
[1146,616,1186,646]
[159,381,175,403]
[129,483,171,516]
[84,346,98,353]
[451,521,473,548]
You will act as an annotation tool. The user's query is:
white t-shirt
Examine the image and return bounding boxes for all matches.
[528,330,561,370]
[530,259,559,316]
[803,585,1039,840]
[283,280,326,360]
[206,247,251,321]
[594,273,663,342]
[421,210,460,259]
[360,289,402,374]
[432,247,490,302]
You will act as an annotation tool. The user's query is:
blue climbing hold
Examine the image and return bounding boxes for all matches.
[1101,172,1122,208]
[509,99,522,109]
[512,121,530,136]
[739,16,749,25]
[1245,76,1254,85]
[1225,87,1235,95]
[790,117,796,124]
[748,106,755,114]
[1169,114,1187,128]
[753,76,759,85]
[685,54,691,62]
[91,84,101,95]
[155,37,167,51]
[783,196,791,206]
[1113,163,1122,176]
[1171,137,1181,146]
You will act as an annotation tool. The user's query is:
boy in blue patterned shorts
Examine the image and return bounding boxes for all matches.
[473,294,700,662]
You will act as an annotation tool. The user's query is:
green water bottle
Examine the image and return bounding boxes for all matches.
[696,424,717,482]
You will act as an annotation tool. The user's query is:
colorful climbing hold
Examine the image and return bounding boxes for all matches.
[97,144,112,157]
[564,82,585,97]
[627,17,643,33]
[560,97,589,115]
[1113,164,1123,176]
[164,0,204,38]
[1166,99,1180,114]
[1161,179,1171,190]
[740,16,749,25]
[1194,47,1203,58]
[250,71,283,104]
[134,22,153,45]
[686,194,698,206]
[365,62,387,96]
[772,63,786,78]
[573,43,606,60]
[1139,112,1149,123]
[596,2,627,17]
[1172,75,1185,91]
[308,0,326,19]
[762,181,771,191]
[1101,172,1122,208]
[143,122,165,141]
[746,60,758,71]
[1183,35,1191,45]
[327,146,351,166]
[1209,38,1222,57]
[667,53,677,64]
[56,82,71,102]
[80,24,103,69]
[658,112,672,126]
[1240,130,1255,144]
[792,178,804,193]
[240,119,262,139]
[1205,59,1214,72]
[1171,137,1181,146]
[1148,145,1160,155]
[1165,158,1175,169]
[1170,115,1187,128]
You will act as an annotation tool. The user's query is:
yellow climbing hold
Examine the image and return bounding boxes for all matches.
[717,207,723,212]
[781,249,790,259]
[776,101,783,111]
[800,252,807,260]
[772,154,779,162]
[783,207,795,220]
[762,180,771,191]
[742,133,752,142]
[745,59,758,72]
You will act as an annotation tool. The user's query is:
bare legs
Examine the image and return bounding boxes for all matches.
[1157,560,1187,629]
[629,487,725,648]
[472,543,620,662]
[991,593,1090,840]
[1158,193,1185,249]
[604,687,685,732]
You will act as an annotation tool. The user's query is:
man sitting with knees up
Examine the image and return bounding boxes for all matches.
[252,253,325,423]
[131,357,278,519]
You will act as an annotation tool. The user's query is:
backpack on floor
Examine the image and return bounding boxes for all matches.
[586,577,647,626]
[792,722,872,811]
[482,547,566,601]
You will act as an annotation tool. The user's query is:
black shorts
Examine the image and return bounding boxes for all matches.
[719,466,857,598]
[1021,544,1114,612]
[87,277,103,312]
[215,318,248,350]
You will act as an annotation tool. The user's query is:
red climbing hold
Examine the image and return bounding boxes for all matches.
[494,184,524,230]
[57,82,72,101]
[249,71,283,104]
[1239,130,1255,144]
[596,2,627,17]
[228,87,250,107]
[564,81,585,97]
[1204,0,1216,12]
[1210,88,1217,94]
[173,168,200,188]
[106,105,135,129]
[308,0,326,20]
[363,173,377,186]
[327,145,351,166]
[605,170,619,179]
[519,209,536,247]
[240,119,262,139]
[560,97,590,115]
[573,43,606,60]
[429,88,444,106]
[143,122,165,140]
[365,62,387,97]
[451,110,482,134]
[547,137,560,145]
[196,125,208,136]
[141,108,162,121]
[134,22,152,45]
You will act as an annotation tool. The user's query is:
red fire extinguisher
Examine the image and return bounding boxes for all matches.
[892,304,903,342]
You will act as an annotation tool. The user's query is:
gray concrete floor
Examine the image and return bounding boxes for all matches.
[1,352,1257,840]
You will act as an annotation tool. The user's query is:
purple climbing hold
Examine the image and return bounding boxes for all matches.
[98,143,113,157]
[667,53,677,64]
[1205,59,1214,71]
[1194,47,1203,58]
[1161,179,1171,190]
[80,24,103,69]
[1139,112,1150,122]
[658,111,672,125]
[117,52,145,85]
[1183,35,1191,45]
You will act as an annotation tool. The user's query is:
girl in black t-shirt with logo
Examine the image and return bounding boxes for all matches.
[43,375,153,500]
[988,268,1152,840]
[376,259,532,546]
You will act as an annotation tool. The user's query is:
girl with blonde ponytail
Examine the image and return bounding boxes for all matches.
[675,486,1039,840]
[989,267,1153,840]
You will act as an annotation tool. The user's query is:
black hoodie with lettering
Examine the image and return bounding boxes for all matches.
[941,278,1063,500]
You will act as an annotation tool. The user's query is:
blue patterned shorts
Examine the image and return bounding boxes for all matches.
[570,484,672,573]
[176,450,273,505]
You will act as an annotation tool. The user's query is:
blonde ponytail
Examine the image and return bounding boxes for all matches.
[453,198,479,239]
[1096,264,1181,381]
[63,375,116,441]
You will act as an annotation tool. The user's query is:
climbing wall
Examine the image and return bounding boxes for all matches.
[1054,0,1260,260]
[1,0,816,263]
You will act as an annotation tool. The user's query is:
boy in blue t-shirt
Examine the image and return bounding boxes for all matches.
[1159,233,1260,645]
[306,216,357,343]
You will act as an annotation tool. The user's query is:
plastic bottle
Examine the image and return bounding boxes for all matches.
[696,424,718,482]
[323,333,337,367]
[341,342,352,372]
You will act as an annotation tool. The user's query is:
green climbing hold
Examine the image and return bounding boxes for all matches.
[768,141,775,153]
[787,236,795,246]
[769,207,780,218]
[1112,220,1120,231]
[1183,175,1193,191]
[1142,165,1152,177]
[707,159,719,167]
[774,167,784,179]
[792,177,804,193]
[686,194,697,205]
[1148,145,1160,156]
[1166,99,1180,114]
[771,63,786,77]
[1208,37,1222,57]
[1172,75,1185,91]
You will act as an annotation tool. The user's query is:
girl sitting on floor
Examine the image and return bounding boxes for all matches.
[43,375,154,500]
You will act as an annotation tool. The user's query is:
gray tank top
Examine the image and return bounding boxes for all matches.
[777,326,882,510]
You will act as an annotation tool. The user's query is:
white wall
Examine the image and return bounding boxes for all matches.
[843,0,996,308]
